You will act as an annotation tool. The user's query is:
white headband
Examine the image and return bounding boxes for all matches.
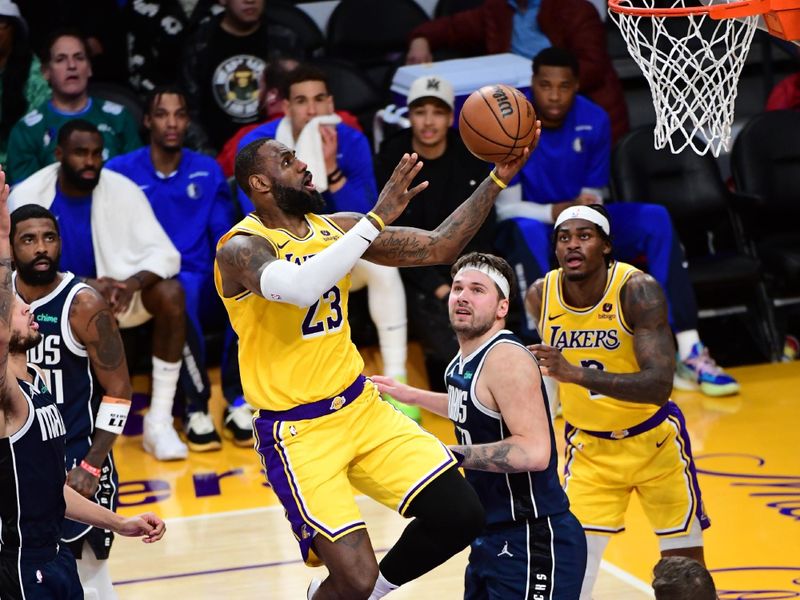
[455,264,511,299]
[554,205,610,235]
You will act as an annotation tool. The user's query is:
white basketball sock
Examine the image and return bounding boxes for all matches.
[581,534,610,600]
[148,356,181,422]
[351,261,408,379]
[76,541,118,600]
[676,329,701,361]
[368,571,399,599]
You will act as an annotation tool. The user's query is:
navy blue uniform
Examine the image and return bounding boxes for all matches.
[0,368,83,599]
[16,273,118,560]
[445,330,586,599]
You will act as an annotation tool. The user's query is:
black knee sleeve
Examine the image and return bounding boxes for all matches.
[379,466,485,586]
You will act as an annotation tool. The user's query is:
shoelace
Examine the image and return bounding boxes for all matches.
[684,347,724,376]
[188,412,215,434]
[227,405,253,428]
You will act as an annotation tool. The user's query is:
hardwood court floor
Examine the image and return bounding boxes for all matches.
[109,345,800,598]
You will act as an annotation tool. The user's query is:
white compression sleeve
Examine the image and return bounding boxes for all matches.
[260,217,380,307]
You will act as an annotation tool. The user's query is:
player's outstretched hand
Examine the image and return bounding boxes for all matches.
[529,343,576,383]
[371,153,429,227]
[493,120,542,184]
[116,513,166,543]
[371,375,418,406]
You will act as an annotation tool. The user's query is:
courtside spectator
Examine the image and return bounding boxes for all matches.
[6,29,140,184]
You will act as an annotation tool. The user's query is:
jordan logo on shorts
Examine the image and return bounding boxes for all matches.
[497,541,514,557]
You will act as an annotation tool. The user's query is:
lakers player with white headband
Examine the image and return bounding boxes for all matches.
[526,204,710,600]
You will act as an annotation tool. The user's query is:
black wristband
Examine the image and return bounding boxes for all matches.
[328,168,344,185]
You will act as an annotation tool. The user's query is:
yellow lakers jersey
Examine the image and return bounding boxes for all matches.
[214,213,364,411]
[539,261,661,431]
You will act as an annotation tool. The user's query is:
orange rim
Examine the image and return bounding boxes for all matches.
[608,0,770,18]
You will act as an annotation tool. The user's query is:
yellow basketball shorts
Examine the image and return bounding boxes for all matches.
[563,401,710,538]
[253,376,457,566]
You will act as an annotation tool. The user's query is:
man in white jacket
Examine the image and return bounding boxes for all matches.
[8,119,189,461]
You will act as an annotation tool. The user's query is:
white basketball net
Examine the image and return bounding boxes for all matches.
[610,1,760,156]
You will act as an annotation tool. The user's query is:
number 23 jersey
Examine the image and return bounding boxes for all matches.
[215,213,363,411]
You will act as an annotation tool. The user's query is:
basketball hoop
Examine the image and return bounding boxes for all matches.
[609,0,800,156]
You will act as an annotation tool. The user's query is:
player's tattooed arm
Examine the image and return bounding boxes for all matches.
[530,274,674,405]
[331,177,503,266]
[69,288,131,488]
[216,234,277,298]
[451,442,518,473]
[524,278,545,335]
[0,257,13,413]
[0,167,14,416]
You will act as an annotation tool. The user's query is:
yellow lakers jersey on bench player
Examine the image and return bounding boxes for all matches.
[214,213,364,411]
[539,261,661,431]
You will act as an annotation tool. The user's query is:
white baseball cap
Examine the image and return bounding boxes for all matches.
[407,75,455,111]
[0,0,27,36]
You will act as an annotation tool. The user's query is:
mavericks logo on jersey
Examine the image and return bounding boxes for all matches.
[212,54,265,120]
[548,324,620,351]
[36,403,66,441]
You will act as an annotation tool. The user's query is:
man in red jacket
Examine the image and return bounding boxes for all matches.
[406,0,629,141]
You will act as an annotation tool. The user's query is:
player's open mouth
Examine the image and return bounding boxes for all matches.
[33,259,51,271]
[455,308,471,316]
[303,172,315,191]
[565,253,584,267]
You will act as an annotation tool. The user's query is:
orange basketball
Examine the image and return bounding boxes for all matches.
[458,84,537,163]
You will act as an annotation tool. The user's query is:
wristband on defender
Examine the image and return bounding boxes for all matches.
[80,460,101,477]
[95,396,132,435]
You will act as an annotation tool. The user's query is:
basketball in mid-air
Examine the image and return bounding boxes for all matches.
[458,84,537,163]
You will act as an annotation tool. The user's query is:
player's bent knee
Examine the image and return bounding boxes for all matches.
[330,565,378,600]
[409,467,486,544]
[149,279,186,315]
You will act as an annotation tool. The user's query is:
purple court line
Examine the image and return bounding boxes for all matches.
[113,546,391,586]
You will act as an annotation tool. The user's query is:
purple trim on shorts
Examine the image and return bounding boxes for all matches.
[398,443,457,515]
[256,376,367,422]
[253,413,365,564]
[562,425,580,482]
[665,402,711,532]
[567,402,669,440]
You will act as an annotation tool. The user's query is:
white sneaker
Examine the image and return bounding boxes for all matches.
[184,412,222,452]
[223,403,254,447]
[143,415,188,461]
[307,577,323,599]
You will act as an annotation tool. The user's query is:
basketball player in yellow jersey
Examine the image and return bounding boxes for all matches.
[215,132,540,600]
[525,205,710,600]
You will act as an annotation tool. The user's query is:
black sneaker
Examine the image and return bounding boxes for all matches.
[184,412,222,452]
[223,404,254,447]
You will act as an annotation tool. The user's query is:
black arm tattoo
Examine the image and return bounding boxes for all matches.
[452,441,526,473]
[366,178,501,266]
[571,275,674,405]
[216,235,276,296]
[85,309,125,370]
[0,257,14,406]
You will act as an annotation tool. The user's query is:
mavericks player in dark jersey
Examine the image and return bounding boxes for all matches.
[10,204,134,599]
[0,168,165,600]
[375,253,586,599]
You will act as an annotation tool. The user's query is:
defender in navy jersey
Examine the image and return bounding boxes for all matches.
[375,253,586,599]
[10,205,135,599]
[0,168,165,600]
